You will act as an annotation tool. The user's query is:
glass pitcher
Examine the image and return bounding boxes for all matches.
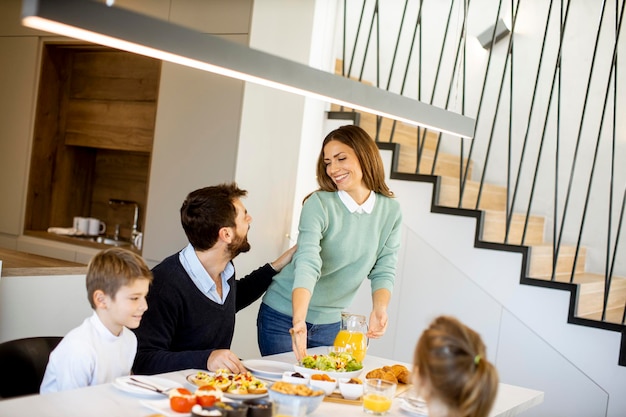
[333,312,368,362]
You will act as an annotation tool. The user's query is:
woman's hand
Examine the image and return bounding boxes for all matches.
[367,309,388,339]
[291,287,312,361]
[367,289,391,338]
[290,321,308,361]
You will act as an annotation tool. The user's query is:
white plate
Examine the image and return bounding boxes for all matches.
[399,397,429,416]
[293,364,363,381]
[113,375,181,398]
[223,391,268,400]
[140,398,190,417]
[242,359,295,380]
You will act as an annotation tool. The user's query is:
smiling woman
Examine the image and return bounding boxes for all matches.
[258,125,403,359]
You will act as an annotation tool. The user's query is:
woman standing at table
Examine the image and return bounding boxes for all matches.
[413,316,499,417]
[257,124,402,359]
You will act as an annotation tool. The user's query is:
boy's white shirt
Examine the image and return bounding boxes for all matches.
[40,311,137,393]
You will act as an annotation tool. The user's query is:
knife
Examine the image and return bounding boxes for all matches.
[127,377,173,396]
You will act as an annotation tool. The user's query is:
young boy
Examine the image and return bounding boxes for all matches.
[40,247,153,393]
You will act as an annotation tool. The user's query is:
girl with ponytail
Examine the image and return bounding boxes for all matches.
[413,316,499,417]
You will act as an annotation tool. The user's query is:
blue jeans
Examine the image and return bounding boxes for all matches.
[257,303,341,356]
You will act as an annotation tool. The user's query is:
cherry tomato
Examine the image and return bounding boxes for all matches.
[169,388,196,413]
[197,394,218,407]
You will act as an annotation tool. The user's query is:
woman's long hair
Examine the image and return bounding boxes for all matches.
[315,125,393,197]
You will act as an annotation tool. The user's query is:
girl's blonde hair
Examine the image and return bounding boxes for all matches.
[414,316,499,417]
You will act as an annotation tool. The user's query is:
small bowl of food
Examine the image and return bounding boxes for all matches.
[308,374,337,396]
[282,371,310,385]
[210,401,249,417]
[242,398,274,417]
[267,381,325,415]
[191,404,224,417]
[338,377,363,400]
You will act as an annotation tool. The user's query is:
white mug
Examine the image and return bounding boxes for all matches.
[73,216,89,235]
[87,218,106,236]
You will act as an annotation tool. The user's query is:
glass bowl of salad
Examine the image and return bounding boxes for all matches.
[294,350,364,380]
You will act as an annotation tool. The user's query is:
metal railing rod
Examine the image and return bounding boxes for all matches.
[521,1,572,245]
[614,190,626,324]
[605,0,618,313]
[384,0,409,92]
[345,0,368,81]
[549,0,609,283]
[504,0,555,242]
[416,0,457,172]
[505,0,514,243]
[389,0,421,143]
[551,0,565,281]
[476,0,521,210]
[429,3,469,175]
[459,0,505,206]
[374,2,382,140]
[357,3,377,84]
[416,0,424,170]
[572,0,625,322]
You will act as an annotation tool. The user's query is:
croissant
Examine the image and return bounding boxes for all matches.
[366,368,398,384]
[390,364,411,384]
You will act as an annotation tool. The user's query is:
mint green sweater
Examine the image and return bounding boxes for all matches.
[262,191,402,324]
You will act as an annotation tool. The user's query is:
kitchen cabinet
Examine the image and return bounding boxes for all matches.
[0,37,39,236]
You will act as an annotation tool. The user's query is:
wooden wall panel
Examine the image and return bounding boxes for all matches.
[70,51,160,101]
[64,100,156,152]
[25,45,68,231]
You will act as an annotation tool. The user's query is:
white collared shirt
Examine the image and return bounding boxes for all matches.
[179,243,232,304]
[338,189,376,213]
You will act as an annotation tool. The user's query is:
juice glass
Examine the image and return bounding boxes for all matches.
[333,330,367,362]
[333,313,368,361]
[362,378,397,415]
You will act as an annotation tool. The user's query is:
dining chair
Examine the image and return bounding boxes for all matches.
[0,336,62,399]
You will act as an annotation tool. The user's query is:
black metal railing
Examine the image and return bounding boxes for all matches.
[336,0,626,327]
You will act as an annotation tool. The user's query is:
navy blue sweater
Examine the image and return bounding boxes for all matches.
[132,253,276,374]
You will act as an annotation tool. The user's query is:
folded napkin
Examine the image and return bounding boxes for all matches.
[47,227,84,236]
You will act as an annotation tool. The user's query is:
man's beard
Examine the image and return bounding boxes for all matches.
[228,231,251,258]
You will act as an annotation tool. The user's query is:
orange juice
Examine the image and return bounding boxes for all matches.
[333,330,367,361]
[363,393,393,413]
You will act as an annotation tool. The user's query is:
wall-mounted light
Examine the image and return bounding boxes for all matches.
[477,18,510,50]
[21,0,475,138]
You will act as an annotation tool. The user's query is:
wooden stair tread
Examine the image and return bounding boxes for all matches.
[481,211,545,245]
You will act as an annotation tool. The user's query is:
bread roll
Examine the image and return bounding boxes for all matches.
[366,368,398,384]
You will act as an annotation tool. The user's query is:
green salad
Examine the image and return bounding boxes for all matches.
[300,351,363,372]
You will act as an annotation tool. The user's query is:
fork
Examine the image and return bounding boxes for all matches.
[128,377,175,395]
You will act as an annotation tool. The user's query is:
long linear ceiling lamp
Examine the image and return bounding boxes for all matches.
[21,0,475,138]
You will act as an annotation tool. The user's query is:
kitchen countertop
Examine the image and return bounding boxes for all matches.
[0,248,87,277]
[24,230,139,253]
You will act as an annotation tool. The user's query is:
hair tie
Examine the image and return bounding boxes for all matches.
[474,355,481,365]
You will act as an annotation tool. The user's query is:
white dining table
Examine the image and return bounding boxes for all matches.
[0,346,543,416]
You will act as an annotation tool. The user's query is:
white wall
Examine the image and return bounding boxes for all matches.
[231,0,339,360]
[0,274,92,343]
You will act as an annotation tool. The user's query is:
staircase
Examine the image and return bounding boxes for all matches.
[332,103,626,365]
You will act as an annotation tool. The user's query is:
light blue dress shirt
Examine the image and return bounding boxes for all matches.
[179,243,232,304]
